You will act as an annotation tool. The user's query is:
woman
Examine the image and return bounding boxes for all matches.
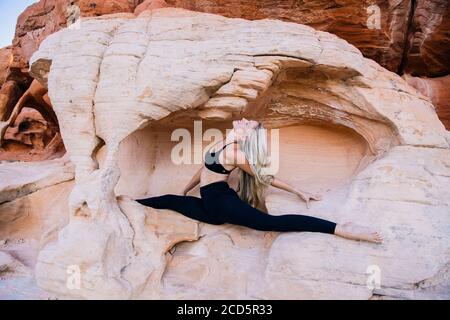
[135,118,383,243]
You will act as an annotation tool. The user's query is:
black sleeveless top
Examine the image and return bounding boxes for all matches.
[204,141,237,174]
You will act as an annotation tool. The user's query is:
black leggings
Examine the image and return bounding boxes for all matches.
[135,181,336,234]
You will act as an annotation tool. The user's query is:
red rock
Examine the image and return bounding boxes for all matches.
[2,0,449,163]
[0,0,142,162]
[0,81,24,121]
[134,0,169,15]
[403,0,450,77]
[162,0,412,73]
[76,0,141,16]
[12,0,67,73]
[7,0,450,82]
[403,74,450,129]
[11,0,141,73]
[0,80,64,162]
[0,47,12,87]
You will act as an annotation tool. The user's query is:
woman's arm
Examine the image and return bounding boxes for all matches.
[231,149,321,208]
[182,166,202,195]
[270,177,302,196]
[270,177,321,208]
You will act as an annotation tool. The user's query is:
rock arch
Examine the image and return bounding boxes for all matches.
[26,8,449,299]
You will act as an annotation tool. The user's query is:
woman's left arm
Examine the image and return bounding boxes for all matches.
[231,149,322,208]
[270,177,322,208]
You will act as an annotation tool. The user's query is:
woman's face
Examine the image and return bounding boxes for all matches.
[232,118,259,141]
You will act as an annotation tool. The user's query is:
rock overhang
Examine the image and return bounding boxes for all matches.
[14,7,450,300]
[28,7,448,156]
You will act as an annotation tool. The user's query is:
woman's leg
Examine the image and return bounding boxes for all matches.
[135,195,223,225]
[216,195,336,234]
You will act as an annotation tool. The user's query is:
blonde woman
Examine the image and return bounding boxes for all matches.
[135,118,383,243]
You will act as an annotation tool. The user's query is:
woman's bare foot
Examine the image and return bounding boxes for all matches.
[334,222,383,244]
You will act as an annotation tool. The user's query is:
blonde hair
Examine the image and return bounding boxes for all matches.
[236,123,274,211]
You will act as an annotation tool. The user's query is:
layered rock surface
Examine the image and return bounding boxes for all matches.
[404,74,450,131]
[1,8,447,299]
[403,0,450,77]
[1,0,449,161]
[0,0,144,161]
[0,47,12,88]
[160,0,450,77]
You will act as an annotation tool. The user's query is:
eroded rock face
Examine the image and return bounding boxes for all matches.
[0,0,144,162]
[11,0,142,73]
[8,0,450,82]
[134,0,169,15]
[404,74,450,130]
[0,80,65,162]
[0,250,50,299]
[0,47,11,88]
[162,0,412,72]
[5,8,445,299]
[2,0,449,162]
[0,153,74,299]
[404,0,450,77]
[161,0,450,77]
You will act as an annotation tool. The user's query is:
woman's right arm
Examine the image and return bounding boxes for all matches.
[182,166,203,195]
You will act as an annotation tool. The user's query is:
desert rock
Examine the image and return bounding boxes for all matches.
[1,8,443,299]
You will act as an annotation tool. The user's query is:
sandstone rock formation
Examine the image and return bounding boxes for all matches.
[134,0,168,15]
[1,8,446,299]
[143,0,450,131]
[160,0,450,77]
[0,250,51,299]
[0,153,74,299]
[11,0,143,74]
[0,0,145,162]
[0,80,65,162]
[404,74,450,131]
[0,47,12,88]
[1,0,449,160]
[8,0,450,78]
[403,0,450,77]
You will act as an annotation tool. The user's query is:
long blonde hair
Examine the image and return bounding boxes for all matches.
[236,123,274,211]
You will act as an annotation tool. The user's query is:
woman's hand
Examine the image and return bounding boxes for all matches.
[296,191,322,209]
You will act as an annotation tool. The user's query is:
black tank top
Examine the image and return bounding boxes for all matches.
[204,141,236,174]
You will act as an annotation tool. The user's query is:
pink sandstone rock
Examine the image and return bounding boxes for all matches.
[0,0,143,162]
[0,8,444,299]
[2,0,450,162]
[403,74,450,130]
